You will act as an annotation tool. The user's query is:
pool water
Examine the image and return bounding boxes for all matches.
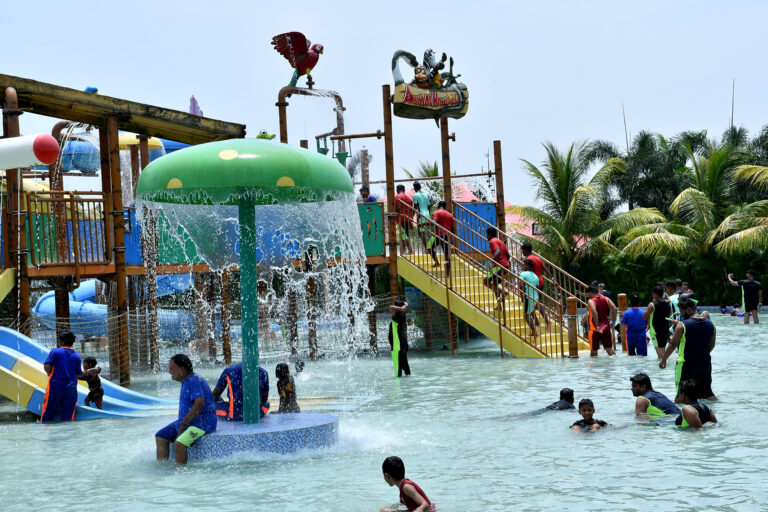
[0,316,765,511]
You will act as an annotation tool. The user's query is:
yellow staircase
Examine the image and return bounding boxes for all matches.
[399,253,590,357]
[0,268,15,304]
[395,200,591,358]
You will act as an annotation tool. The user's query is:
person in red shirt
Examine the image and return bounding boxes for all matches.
[380,456,435,512]
[429,200,454,270]
[394,184,414,255]
[484,227,510,309]
[587,284,617,356]
[522,243,551,331]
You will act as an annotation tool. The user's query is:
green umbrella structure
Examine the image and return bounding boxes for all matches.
[137,139,352,423]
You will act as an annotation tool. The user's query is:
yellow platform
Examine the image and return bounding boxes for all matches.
[398,254,590,358]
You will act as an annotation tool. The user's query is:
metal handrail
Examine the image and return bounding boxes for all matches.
[453,202,592,334]
[397,199,565,357]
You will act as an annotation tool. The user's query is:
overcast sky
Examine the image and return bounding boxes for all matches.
[4,0,767,205]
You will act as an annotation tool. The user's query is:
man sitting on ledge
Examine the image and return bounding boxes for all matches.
[212,362,270,421]
[155,354,217,464]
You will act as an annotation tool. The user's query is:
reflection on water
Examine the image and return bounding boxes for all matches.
[0,317,765,511]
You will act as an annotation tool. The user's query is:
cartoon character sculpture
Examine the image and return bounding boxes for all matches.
[256,129,276,140]
[392,48,468,125]
[271,32,324,87]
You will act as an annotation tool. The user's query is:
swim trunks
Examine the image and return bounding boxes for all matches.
[155,421,208,447]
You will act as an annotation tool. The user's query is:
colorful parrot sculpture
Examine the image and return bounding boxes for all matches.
[271,32,324,87]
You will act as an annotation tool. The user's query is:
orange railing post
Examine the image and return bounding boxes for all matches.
[617,293,628,353]
[567,297,579,358]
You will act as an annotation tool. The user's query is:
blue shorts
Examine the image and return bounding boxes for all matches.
[626,330,647,356]
[156,421,208,447]
[41,385,78,423]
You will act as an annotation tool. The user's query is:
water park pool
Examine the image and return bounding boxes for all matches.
[0,315,765,511]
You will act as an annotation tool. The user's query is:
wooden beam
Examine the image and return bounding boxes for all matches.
[0,74,245,144]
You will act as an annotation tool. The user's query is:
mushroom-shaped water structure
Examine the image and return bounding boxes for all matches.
[137,139,358,424]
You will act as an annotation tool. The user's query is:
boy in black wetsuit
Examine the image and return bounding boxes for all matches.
[544,388,575,411]
[81,356,104,409]
[571,398,608,432]
[274,362,300,413]
[388,299,411,377]
[675,379,717,429]
[643,285,671,359]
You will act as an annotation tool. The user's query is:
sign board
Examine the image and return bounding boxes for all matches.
[358,203,385,257]
[391,48,468,124]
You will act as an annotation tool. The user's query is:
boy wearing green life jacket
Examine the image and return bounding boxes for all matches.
[388,299,411,377]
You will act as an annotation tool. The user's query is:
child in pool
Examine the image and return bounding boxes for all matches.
[570,398,608,432]
[380,456,436,512]
[274,362,300,414]
[81,356,104,409]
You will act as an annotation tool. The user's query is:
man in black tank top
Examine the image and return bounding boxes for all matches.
[659,298,717,401]
[727,269,762,324]
[643,285,671,359]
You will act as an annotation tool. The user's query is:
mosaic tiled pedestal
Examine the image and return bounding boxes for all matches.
[172,413,338,461]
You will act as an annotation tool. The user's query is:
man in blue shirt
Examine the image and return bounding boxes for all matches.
[155,354,217,464]
[621,294,648,356]
[359,185,377,203]
[42,331,95,423]
[212,362,270,421]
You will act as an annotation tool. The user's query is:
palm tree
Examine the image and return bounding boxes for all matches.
[619,138,768,260]
[508,141,663,269]
[403,161,444,204]
[585,130,706,215]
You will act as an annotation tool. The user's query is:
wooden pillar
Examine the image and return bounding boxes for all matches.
[493,140,506,235]
[130,145,140,200]
[382,85,399,298]
[423,297,433,350]
[128,276,138,364]
[308,277,318,359]
[98,128,114,259]
[440,117,453,211]
[277,99,289,144]
[288,289,299,355]
[3,87,30,335]
[137,134,154,369]
[193,272,211,349]
[207,273,217,359]
[567,297,579,358]
[464,320,469,344]
[617,293,628,353]
[220,269,232,365]
[137,135,150,171]
[107,116,130,386]
[361,148,370,188]
[144,208,160,371]
[366,265,378,353]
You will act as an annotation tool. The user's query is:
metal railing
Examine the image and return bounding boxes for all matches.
[397,200,566,357]
[453,202,591,333]
[25,191,108,274]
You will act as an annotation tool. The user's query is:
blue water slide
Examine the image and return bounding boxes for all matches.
[0,326,175,413]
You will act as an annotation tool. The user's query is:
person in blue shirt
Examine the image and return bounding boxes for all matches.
[359,185,377,203]
[621,294,648,356]
[155,354,217,464]
[212,363,270,421]
[41,331,96,423]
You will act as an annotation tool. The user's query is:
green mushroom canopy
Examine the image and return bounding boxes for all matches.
[136,138,353,205]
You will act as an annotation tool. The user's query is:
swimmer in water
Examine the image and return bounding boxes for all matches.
[675,379,717,429]
[571,398,608,432]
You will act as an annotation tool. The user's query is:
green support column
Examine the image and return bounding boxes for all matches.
[239,198,261,424]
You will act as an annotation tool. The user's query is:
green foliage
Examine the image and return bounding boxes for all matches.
[519,125,768,304]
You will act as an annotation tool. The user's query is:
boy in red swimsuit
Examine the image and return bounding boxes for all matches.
[587,284,617,356]
[380,456,436,512]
